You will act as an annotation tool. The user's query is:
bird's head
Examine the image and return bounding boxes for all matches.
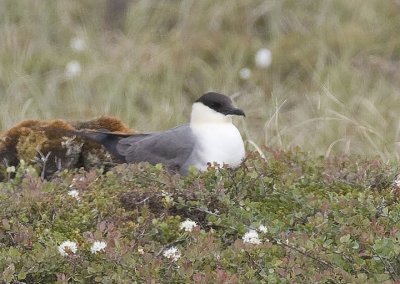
[190,92,245,124]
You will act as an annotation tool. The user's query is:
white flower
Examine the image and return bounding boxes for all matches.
[70,176,85,187]
[242,230,261,245]
[239,68,251,80]
[6,166,16,173]
[65,60,81,78]
[58,240,78,256]
[258,225,268,233]
[90,241,107,254]
[138,247,144,255]
[68,190,80,201]
[179,219,197,232]
[69,179,76,188]
[163,246,181,261]
[70,37,86,52]
[255,48,272,69]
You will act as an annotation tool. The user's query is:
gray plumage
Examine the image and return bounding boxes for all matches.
[117,125,195,172]
[79,92,246,174]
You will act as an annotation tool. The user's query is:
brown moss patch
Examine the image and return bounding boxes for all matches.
[72,116,133,134]
[0,117,134,180]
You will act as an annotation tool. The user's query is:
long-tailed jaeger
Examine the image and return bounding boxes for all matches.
[81,92,246,174]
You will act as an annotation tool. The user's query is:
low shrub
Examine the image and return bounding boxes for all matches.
[1,149,400,283]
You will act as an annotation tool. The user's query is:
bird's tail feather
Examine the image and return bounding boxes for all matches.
[74,130,129,162]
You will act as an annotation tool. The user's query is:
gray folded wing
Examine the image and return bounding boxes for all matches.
[116,124,196,172]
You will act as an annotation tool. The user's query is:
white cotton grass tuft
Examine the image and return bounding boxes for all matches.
[179,219,197,232]
[58,240,78,256]
[239,68,252,80]
[68,189,80,201]
[70,37,86,52]
[163,246,181,261]
[65,60,82,78]
[255,48,272,69]
[90,241,107,254]
[242,230,261,245]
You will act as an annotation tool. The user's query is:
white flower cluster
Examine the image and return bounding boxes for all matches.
[163,246,181,261]
[58,240,107,256]
[6,166,16,173]
[242,225,269,245]
[138,247,145,255]
[242,230,261,245]
[67,189,80,201]
[90,241,107,254]
[58,240,78,256]
[70,176,85,187]
[258,225,268,233]
[179,219,197,232]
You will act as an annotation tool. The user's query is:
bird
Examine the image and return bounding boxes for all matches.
[79,92,246,175]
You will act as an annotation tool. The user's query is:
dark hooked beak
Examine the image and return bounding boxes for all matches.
[223,107,246,117]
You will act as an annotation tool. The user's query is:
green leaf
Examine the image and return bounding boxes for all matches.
[339,234,351,243]
[2,263,15,284]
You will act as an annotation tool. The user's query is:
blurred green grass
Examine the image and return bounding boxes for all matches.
[1,0,400,159]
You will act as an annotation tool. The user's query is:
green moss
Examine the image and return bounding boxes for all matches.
[15,131,47,162]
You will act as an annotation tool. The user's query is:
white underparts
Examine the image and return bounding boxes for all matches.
[185,102,245,171]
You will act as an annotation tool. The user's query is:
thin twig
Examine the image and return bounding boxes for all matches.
[130,173,168,186]
[135,196,151,205]
[273,237,334,270]
[191,206,219,217]
[372,248,398,281]
[224,167,240,198]
[333,251,372,276]
[33,150,51,180]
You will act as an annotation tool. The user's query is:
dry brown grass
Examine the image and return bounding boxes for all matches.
[1,0,400,159]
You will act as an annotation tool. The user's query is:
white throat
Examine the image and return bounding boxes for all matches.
[190,102,232,125]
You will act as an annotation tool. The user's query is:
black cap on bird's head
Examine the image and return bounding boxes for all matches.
[195,92,245,117]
